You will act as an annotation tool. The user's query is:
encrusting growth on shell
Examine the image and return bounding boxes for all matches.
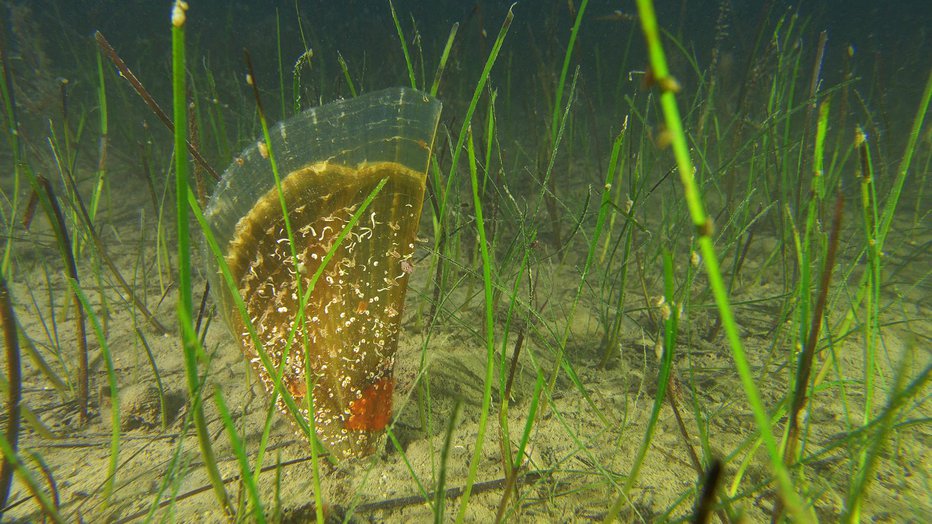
[224,161,424,458]
[204,87,441,459]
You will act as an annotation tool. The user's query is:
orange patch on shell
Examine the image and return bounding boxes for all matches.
[285,375,307,398]
[346,377,394,432]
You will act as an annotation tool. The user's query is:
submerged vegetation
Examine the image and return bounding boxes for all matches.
[0,0,929,522]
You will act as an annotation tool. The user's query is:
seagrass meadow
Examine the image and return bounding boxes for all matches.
[0,0,929,522]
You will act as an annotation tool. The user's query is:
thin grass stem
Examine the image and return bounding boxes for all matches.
[430,23,459,98]
[454,125,496,523]
[0,433,62,523]
[621,1,808,520]
[435,400,461,523]
[389,0,417,89]
[550,0,588,146]
[26,175,88,425]
[214,391,265,523]
[170,3,232,515]
[68,280,119,501]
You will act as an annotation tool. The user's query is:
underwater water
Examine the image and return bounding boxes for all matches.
[0,0,929,522]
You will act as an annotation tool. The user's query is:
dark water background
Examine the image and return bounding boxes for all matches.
[15,0,930,132]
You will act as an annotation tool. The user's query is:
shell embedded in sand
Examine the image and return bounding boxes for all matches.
[204,88,441,458]
[226,161,424,457]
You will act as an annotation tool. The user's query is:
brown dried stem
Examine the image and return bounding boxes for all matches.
[693,459,723,524]
[93,31,220,182]
[30,176,89,425]
[0,277,22,517]
[784,194,845,465]
[56,167,169,335]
